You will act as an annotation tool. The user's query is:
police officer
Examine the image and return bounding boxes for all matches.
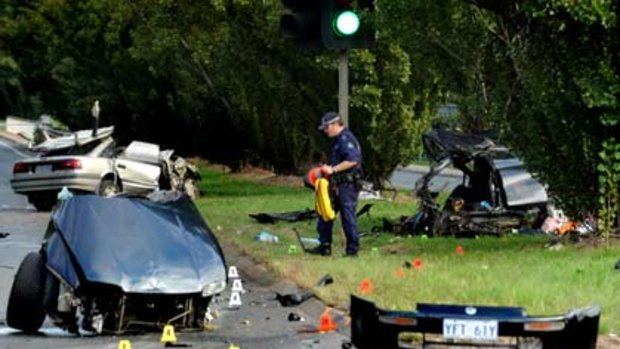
[310,111,362,257]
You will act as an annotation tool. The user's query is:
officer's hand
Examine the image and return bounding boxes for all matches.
[320,164,334,176]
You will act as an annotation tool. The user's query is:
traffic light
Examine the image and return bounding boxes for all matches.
[280,0,323,50]
[322,0,376,50]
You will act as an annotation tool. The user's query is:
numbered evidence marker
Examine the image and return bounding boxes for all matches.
[228,266,239,279]
[117,339,132,349]
[160,324,177,344]
[229,291,242,308]
[358,278,374,295]
[231,279,245,293]
[288,244,298,254]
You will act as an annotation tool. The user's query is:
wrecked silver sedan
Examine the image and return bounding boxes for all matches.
[6,192,227,334]
[410,126,549,236]
[10,131,200,211]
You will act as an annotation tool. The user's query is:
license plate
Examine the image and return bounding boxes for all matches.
[36,164,53,173]
[443,319,498,340]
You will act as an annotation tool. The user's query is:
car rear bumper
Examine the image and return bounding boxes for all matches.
[10,174,101,194]
[350,295,600,349]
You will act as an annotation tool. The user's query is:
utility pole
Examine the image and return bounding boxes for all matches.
[338,51,349,127]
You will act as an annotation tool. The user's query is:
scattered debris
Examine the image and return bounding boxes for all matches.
[248,209,316,223]
[255,231,279,243]
[276,290,314,307]
[316,274,334,287]
[288,312,304,322]
[276,274,334,307]
[249,204,372,224]
[356,203,373,217]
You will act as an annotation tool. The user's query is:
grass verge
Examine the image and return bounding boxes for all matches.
[194,166,620,335]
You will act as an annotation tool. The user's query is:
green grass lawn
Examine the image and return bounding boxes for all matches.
[194,166,620,335]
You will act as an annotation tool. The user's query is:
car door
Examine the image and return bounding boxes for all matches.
[114,158,161,194]
[114,141,162,194]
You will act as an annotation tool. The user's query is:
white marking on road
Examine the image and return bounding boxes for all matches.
[0,139,30,158]
[0,325,76,336]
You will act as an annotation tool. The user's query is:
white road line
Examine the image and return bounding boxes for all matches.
[0,325,80,336]
[0,140,30,158]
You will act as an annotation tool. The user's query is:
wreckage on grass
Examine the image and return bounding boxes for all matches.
[410,126,550,237]
[6,192,227,334]
[351,295,600,349]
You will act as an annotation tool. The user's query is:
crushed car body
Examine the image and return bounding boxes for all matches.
[10,128,201,211]
[6,192,227,334]
[350,295,600,349]
[410,126,550,236]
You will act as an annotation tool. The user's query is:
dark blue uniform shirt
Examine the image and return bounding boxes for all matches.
[330,128,362,171]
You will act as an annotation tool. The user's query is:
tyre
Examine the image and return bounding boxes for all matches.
[6,252,47,332]
[98,178,121,197]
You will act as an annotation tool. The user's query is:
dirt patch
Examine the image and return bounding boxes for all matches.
[598,334,620,349]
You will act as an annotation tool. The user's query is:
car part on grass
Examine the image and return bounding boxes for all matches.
[294,228,318,254]
[249,204,373,224]
[276,274,334,307]
[249,209,317,223]
[350,295,600,349]
[411,126,550,237]
[6,192,227,334]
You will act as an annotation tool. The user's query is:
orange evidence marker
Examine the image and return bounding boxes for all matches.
[359,278,374,295]
[413,257,424,270]
[318,309,337,332]
[455,245,465,256]
[394,268,405,279]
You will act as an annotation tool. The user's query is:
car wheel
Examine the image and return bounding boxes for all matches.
[6,252,47,332]
[190,296,212,328]
[98,179,121,197]
[29,195,56,211]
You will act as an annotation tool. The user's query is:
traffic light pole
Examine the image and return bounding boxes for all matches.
[338,50,349,127]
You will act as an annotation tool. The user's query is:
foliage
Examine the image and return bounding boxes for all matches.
[459,0,620,231]
[598,138,620,240]
[1,0,620,224]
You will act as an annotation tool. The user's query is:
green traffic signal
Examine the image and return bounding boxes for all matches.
[334,10,360,36]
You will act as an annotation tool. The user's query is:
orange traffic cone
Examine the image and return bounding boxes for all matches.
[318,309,337,332]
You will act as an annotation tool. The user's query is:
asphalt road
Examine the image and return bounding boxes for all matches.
[0,138,351,349]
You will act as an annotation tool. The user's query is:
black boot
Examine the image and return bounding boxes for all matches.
[307,244,331,256]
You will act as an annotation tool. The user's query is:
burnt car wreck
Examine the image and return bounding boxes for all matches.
[6,192,227,334]
[410,127,550,237]
[351,295,600,349]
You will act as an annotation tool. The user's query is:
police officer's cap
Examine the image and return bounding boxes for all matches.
[318,112,341,130]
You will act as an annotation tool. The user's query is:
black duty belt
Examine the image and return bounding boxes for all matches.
[331,170,362,185]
